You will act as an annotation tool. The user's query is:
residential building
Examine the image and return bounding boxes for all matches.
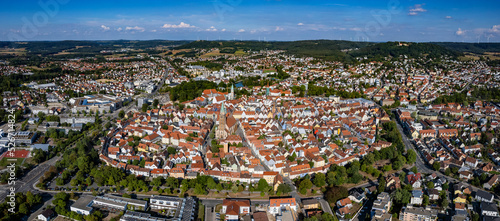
[221,199,251,220]
[400,206,438,221]
[269,197,297,216]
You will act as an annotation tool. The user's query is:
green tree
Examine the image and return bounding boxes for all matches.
[277,184,292,194]
[383,165,392,172]
[313,173,326,187]
[299,179,313,194]
[321,213,337,221]
[406,149,417,164]
[207,177,217,190]
[325,186,348,204]
[142,103,149,112]
[167,147,177,155]
[151,177,164,187]
[427,181,435,189]
[166,177,179,188]
[423,195,430,206]
[118,110,125,118]
[258,179,269,191]
[18,203,29,214]
[432,161,441,171]
[392,188,411,205]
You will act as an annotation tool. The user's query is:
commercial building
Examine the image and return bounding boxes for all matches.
[70,195,95,215]
[93,194,148,211]
[120,211,167,221]
[150,195,183,210]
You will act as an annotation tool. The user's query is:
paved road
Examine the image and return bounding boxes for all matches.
[205,205,215,221]
[319,198,334,216]
[0,155,60,202]
[395,122,434,174]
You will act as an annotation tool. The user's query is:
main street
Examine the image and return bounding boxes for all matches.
[395,122,434,174]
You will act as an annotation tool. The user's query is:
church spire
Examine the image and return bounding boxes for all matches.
[230,84,234,100]
[220,102,226,114]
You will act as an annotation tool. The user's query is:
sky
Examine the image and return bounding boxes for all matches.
[1,0,499,42]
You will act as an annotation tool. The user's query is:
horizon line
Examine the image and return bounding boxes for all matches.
[1,39,500,43]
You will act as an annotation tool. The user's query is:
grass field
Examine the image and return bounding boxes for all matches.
[459,52,500,61]
[97,79,117,83]
[169,49,192,56]
[263,69,276,73]
[234,50,247,56]
[200,49,223,57]
[0,48,26,55]
[0,157,25,168]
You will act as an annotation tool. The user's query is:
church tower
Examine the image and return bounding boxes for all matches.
[216,102,227,139]
[230,84,234,100]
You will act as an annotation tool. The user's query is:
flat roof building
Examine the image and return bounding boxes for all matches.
[70,195,94,215]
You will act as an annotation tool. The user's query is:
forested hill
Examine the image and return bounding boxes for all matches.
[348,42,462,61]
[431,42,500,53]
[6,39,500,63]
[175,40,373,62]
[175,40,463,62]
[0,40,190,56]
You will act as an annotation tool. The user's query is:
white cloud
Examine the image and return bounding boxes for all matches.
[456,28,465,36]
[100,25,110,31]
[162,22,195,29]
[445,16,452,19]
[297,23,304,26]
[116,27,122,31]
[221,28,226,32]
[151,30,157,33]
[275,26,283,31]
[238,29,245,32]
[206,26,217,32]
[125,26,145,32]
[488,25,500,33]
[408,4,427,16]
[349,27,362,31]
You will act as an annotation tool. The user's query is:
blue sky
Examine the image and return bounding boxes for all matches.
[1,0,499,42]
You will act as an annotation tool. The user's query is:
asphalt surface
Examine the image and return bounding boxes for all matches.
[0,155,61,202]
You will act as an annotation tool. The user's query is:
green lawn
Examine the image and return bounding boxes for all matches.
[0,158,25,167]
[198,203,205,221]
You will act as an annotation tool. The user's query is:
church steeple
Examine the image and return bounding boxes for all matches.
[230,84,234,100]
[220,102,226,114]
[216,102,227,139]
